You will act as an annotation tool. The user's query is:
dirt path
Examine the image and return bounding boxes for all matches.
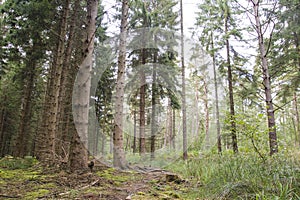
[0,163,192,200]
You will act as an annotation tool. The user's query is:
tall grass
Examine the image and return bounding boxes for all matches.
[167,150,300,199]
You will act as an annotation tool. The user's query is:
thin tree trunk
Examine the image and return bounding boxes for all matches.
[150,47,158,159]
[203,79,210,148]
[0,95,7,157]
[252,0,278,155]
[133,108,137,153]
[172,109,176,149]
[225,9,238,153]
[180,0,187,160]
[211,34,222,154]
[139,52,146,156]
[167,98,173,148]
[294,92,300,146]
[113,0,129,169]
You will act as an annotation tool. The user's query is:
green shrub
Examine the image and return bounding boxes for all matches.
[0,156,38,169]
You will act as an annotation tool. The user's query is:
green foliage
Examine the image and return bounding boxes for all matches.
[0,156,38,169]
[24,189,50,200]
[168,151,300,199]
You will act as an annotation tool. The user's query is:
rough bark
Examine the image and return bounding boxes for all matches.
[252,0,278,155]
[14,59,36,158]
[70,0,98,171]
[139,71,146,156]
[113,0,129,169]
[139,43,147,156]
[36,0,70,162]
[56,0,80,160]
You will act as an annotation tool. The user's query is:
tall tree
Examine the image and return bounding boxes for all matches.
[1,0,53,158]
[250,0,278,155]
[180,0,188,160]
[196,0,243,153]
[70,0,98,171]
[211,35,222,153]
[36,0,71,162]
[113,0,129,169]
[223,0,238,153]
[195,2,223,153]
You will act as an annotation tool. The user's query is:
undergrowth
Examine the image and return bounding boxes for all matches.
[167,150,300,199]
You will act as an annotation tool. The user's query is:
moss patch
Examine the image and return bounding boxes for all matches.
[24,189,50,199]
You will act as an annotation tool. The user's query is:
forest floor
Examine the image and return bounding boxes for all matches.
[0,157,195,200]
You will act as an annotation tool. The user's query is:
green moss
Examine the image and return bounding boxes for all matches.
[0,156,38,169]
[0,168,43,183]
[0,169,23,179]
[24,189,49,199]
[82,187,104,195]
[67,189,79,198]
[34,183,56,190]
[163,191,181,198]
[96,168,138,184]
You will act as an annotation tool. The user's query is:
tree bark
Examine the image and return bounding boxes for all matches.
[172,109,176,149]
[202,78,210,148]
[70,0,98,171]
[139,71,146,155]
[293,92,300,146]
[150,47,158,159]
[113,0,129,169]
[56,0,80,160]
[225,7,238,153]
[36,0,70,162]
[180,0,187,160]
[14,59,36,158]
[252,0,278,155]
[211,34,222,154]
[133,108,137,153]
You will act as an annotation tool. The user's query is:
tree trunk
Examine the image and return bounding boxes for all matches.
[203,78,210,148]
[36,0,70,162]
[0,95,7,157]
[70,0,98,171]
[225,9,238,153]
[133,108,137,153]
[172,109,176,149]
[150,47,158,159]
[139,50,146,156]
[56,0,80,160]
[14,60,36,158]
[294,92,300,146]
[167,98,173,148]
[113,0,129,169]
[211,34,222,154]
[252,0,278,155]
[180,0,187,160]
